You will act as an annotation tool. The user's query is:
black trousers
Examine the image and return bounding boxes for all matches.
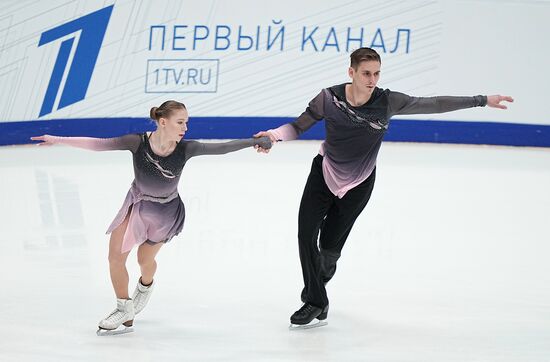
[298,154,376,308]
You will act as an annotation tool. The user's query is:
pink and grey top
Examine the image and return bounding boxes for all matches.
[43,133,270,252]
[269,83,487,198]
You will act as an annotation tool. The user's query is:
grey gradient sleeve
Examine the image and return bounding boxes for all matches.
[388,91,487,117]
[289,90,326,136]
[184,137,271,161]
[44,134,141,153]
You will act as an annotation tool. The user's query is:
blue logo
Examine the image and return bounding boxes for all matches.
[38,5,113,117]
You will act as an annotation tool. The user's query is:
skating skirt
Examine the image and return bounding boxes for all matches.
[106,183,185,253]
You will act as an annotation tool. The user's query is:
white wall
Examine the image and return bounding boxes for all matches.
[0,0,547,125]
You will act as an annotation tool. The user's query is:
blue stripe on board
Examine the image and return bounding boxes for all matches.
[1,117,549,147]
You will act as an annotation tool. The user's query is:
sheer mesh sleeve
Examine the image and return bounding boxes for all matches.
[269,90,326,141]
[388,91,486,118]
[183,137,270,161]
[43,134,141,153]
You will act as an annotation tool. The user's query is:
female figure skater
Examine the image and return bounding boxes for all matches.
[32,100,271,335]
[253,47,513,329]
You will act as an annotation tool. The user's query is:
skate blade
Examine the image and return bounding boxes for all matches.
[289,319,328,330]
[96,325,134,336]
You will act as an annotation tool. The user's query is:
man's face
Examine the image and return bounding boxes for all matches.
[349,60,381,93]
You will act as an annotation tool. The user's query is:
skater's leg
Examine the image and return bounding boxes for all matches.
[129,241,163,315]
[319,168,376,283]
[108,211,132,299]
[290,169,376,329]
[98,210,136,334]
[137,241,163,285]
[297,155,334,308]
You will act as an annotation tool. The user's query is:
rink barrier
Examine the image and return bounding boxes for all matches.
[1,117,549,147]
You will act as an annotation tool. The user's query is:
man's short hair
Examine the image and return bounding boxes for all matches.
[350,47,381,69]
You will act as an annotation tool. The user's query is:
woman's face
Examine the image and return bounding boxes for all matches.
[159,108,189,141]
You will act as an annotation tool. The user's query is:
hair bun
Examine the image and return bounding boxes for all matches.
[149,107,159,120]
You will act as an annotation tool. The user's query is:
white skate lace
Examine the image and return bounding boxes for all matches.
[104,309,125,322]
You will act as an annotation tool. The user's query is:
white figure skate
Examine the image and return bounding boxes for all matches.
[132,278,155,315]
[96,298,135,336]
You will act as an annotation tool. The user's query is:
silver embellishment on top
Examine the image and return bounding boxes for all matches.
[145,151,176,179]
[332,95,388,130]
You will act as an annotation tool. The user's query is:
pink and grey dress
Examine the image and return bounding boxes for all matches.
[42,133,270,253]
